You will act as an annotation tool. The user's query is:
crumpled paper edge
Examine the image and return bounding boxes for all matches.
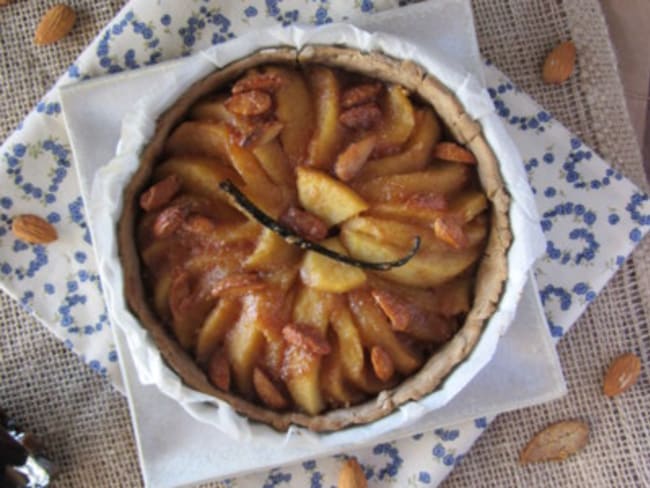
[90,23,544,448]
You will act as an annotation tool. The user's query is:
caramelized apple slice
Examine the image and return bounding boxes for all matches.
[355,108,440,180]
[291,284,338,332]
[330,306,365,386]
[244,227,301,271]
[252,140,295,190]
[225,294,268,398]
[153,157,242,207]
[267,66,314,166]
[152,268,173,321]
[354,163,469,203]
[305,66,345,170]
[300,237,366,293]
[320,339,362,407]
[164,121,231,160]
[195,297,241,366]
[341,217,487,287]
[189,93,240,125]
[282,343,323,415]
[226,140,289,217]
[347,289,421,375]
[296,166,368,225]
[432,276,473,317]
[168,271,215,350]
[366,190,487,227]
[373,85,416,154]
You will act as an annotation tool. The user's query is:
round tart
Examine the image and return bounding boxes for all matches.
[118,46,511,432]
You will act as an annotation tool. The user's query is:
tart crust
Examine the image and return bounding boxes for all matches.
[118,46,511,432]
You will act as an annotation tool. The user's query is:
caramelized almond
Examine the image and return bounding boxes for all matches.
[211,272,266,298]
[341,83,383,109]
[225,90,272,116]
[140,175,182,211]
[370,346,395,382]
[542,41,576,85]
[370,289,410,331]
[253,367,289,410]
[282,323,331,355]
[279,206,329,241]
[334,135,377,182]
[208,349,231,391]
[433,142,476,164]
[339,103,382,130]
[434,217,469,249]
[404,192,448,210]
[232,72,284,94]
[153,206,188,238]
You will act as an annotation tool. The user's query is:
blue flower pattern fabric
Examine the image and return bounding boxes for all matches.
[0,1,648,486]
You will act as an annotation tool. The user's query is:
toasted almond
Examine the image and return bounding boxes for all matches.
[225,90,272,116]
[279,206,329,241]
[282,323,331,355]
[370,289,411,331]
[334,135,377,182]
[34,4,76,45]
[520,420,589,464]
[232,72,284,94]
[153,206,188,238]
[140,174,182,211]
[181,214,217,236]
[211,272,266,298]
[338,458,367,488]
[12,214,57,244]
[603,352,642,397]
[370,346,395,382]
[404,192,448,210]
[542,40,576,85]
[432,142,476,164]
[339,103,382,130]
[341,83,383,109]
[208,350,231,391]
[253,367,289,410]
[434,217,469,249]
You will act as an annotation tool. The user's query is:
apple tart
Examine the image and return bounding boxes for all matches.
[118,47,511,432]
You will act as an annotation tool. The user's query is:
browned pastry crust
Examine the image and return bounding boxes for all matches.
[118,46,511,432]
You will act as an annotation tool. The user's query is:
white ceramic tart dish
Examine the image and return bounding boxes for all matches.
[93,26,535,443]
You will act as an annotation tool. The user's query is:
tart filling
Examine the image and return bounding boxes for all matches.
[118,47,511,432]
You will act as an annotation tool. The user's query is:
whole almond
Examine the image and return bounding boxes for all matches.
[520,420,589,464]
[432,142,476,164]
[338,458,367,488]
[542,40,576,85]
[34,4,76,46]
[12,214,58,244]
[603,352,642,397]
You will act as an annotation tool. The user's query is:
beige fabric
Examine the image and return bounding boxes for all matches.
[0,0,647,487]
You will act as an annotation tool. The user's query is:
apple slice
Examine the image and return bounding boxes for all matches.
[347,289,421,375]
[355,108,440,180]
[330,305,365,386]
[296,166,368,225]
[164,121,231,160]
[225,294,268,398]
[305,66,345,170]
[354,163,469,203]
[195,297,241,366]
[267,66,314,166]
[341,216,487,287]
[252,140,295,190]
[373,85,416,154]
[300,237,366,293]
[244,227,301,271]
